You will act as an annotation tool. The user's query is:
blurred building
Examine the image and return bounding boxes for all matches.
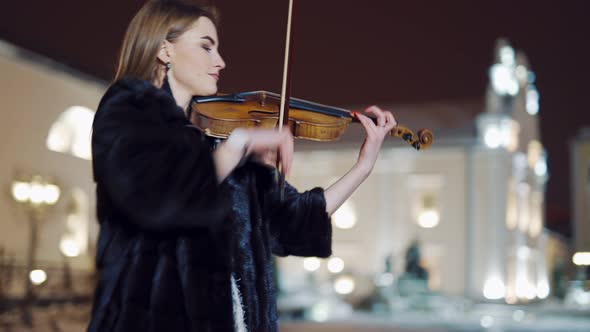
[570,128,590,288]
[0,40,102,298]
[0,38,565,310]
[279,39,558,304]
[571,128,590,254]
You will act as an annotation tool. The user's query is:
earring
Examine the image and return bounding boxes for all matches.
[163,61,172,83]
[162,61,173,95]
[164,62,172,81]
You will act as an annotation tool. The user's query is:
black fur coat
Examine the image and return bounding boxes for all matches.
[87,78,332,332]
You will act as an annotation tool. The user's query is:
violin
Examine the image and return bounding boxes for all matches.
[191,0,433,152]
[191,91,434,150]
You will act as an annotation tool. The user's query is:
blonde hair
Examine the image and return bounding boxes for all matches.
[114,0,218,82]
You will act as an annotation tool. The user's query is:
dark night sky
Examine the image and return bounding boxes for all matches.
[1,0,589,236]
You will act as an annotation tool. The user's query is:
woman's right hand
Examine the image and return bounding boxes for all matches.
[213,128,294,182]
[243,128,294,175]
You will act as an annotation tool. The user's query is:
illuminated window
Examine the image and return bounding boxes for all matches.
[46,106,94,160]
[417,194,440,229]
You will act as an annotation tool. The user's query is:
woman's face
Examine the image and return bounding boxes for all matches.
[167,17,226,97]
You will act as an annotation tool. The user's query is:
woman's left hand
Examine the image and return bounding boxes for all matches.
[353,105,397,173]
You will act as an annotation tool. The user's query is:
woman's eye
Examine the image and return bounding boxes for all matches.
[202,45,212,52]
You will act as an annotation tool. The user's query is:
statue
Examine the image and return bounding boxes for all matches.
[404,240,429,280]
[397,240,430,297]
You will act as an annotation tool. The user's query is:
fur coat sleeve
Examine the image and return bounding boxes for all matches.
[91,78,230,231]
[267,179,332,258]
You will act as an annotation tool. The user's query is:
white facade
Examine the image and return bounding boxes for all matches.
[0,39,553,303]
[0,41,103,273]
[571,129,590,253]
[279,40,551,303]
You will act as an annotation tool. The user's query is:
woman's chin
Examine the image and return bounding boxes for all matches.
[195,86,218,97]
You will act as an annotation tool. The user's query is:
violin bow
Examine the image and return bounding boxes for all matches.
[277,0,296,200]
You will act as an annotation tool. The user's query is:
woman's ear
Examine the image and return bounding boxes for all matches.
[157,40,173,65]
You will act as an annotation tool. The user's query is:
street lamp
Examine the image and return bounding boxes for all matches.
[10,174,60,324]
[11,175,60,215]
[573,252,590,267]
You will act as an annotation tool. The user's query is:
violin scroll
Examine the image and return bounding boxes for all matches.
[392,126,434,150]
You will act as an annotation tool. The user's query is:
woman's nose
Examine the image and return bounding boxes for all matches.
[216,54,226,70]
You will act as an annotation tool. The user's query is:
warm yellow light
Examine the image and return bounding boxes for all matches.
[573,252,590,266]
[537,280,550,299]
[334,276,355,295]
[484,127,503,149]
[43,184,60,205]
[524,283,537,300]
[333,201,356,229]
[72,140,92,160]
[29,182,45,204]
[483,277,505,300]
[59,236,81,257]
[418,209,439,228]
[506,191,517,230]
[12,176,60,206]
[303,257,321,272]
[29,269,47,285]
[527,140,543,168]
[46,122,70,153]
[515,278,537,300]
[327,257,344,274]
[505,294,518,304]
[11,181,31,202]
[46,105,94,160]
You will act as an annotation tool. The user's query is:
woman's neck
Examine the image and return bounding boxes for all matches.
[155,76,191,111]
[170,87,191,111]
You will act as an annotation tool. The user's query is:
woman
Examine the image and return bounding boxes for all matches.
[88,1,397,331]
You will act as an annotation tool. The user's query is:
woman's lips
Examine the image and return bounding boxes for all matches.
[209,73,219,80]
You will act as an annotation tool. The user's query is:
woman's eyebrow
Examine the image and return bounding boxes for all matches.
[201,36,216,45]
